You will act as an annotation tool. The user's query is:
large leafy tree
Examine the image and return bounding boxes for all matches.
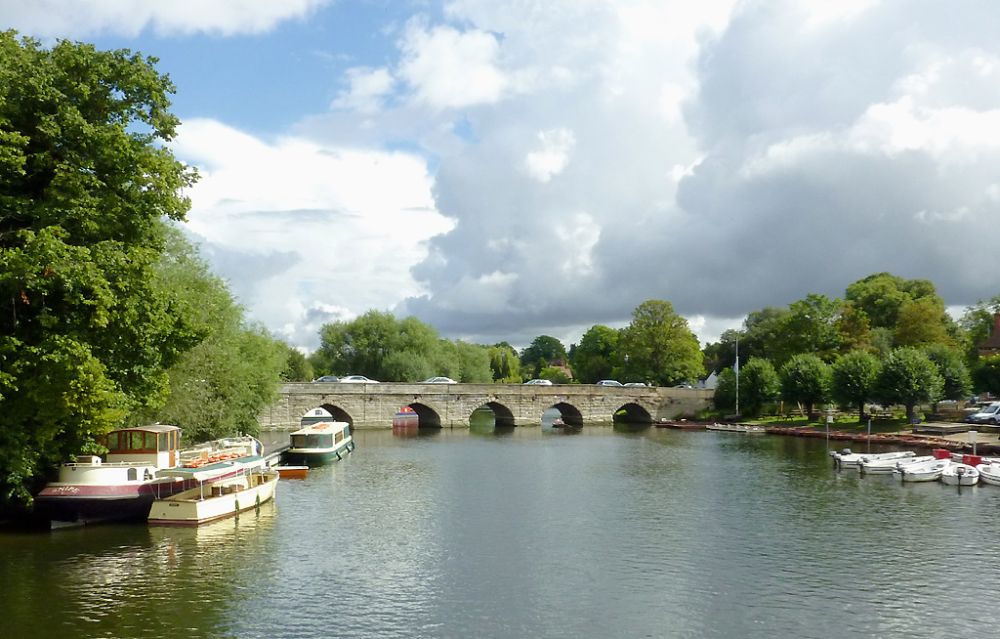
[488,342,521,383]
[779,354,831,419]
[738,358,780,417]
[923,344,971,408]
[874,347,944,423]
[0,34,198,508]
[740,307,790,361]
[845,272,940,329]
[570,325,619,384]
[974,355,1000,397]
[831,350,881,422]
[618,300,704,386]
[894,297,956,349]
[520,335,568,379]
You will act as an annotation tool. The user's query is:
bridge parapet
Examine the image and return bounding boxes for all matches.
[259,382,713,429]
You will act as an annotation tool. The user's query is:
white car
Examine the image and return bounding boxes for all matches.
[624,382,647,387]
[595,379,623,386]
[524,378,553,385]
[340,375,379,384]
[422,376,457,384]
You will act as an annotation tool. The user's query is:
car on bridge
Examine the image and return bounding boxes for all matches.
[313,375,340,383]
[524,379,553,385]
[624,382,647,387]
[596,379,623,386]
[423,376,457,384]
[340,375,379,384]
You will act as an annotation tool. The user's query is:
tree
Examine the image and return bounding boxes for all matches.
[740,307,790,361]
[702,329,740,377]
[874,347,944,423]
[779,354,831,419]
[454,341,492,383]
[893,297,956,349]
[845,272,941,329]
[618,300,704,386]
[713,368,737,411]
[488,343,521,383]
[539,366,572,384]
[923,344,971,408]
[973,355,1000,398]
[779,295,843,363]
[520,335,568,379]
[959,295,1000,363]
[0,34,198,509]
[831,350,881,422]
[835,302,873,354]
[283,347,314,382]
[738,358,780,417]
[570,325,619,384]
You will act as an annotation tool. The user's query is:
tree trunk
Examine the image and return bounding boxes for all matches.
[858,400,866,424]
[905,403,916,424]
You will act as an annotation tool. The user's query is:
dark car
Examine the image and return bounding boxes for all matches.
[313,375,340,383]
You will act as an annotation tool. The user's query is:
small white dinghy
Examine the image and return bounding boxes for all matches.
[860,454,932,475]
[833,449,914,469]
[895,458,951,482]
[975,463,1000,486]
[941,463,979,486]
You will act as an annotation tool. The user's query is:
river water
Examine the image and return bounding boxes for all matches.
[3,426,1000,639]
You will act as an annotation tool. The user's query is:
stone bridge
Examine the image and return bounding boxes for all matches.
[259,382,714,429]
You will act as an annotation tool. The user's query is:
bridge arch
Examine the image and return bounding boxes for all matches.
[547,402,584,426]
[302,404,355,426]
[404,402,442,428]
[612,402,653,424]
[474,401,516,427]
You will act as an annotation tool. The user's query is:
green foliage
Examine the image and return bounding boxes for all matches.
[313,311,492,382]
[779,295,843,363]
[874,347,944,422]
[0,33,198,508]
[488,343,521,383]
[713,367,737,410]
[619,300,704,386]
[520,335,568,379]
[738,358,780,417]
[739,307,789,362]
[960,295,1000,363]
[283,347,314,382]
[779,354,831,417]
[831,350,881,421]
[539,366,572,384]
[973,355,1000,397]
[923,344,971,403]
[894,297,956,348]
[845,272,941,329]
[570,325,619,383]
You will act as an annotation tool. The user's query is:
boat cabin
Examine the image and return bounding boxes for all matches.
[290,421,351,451]
[102,424,182,468]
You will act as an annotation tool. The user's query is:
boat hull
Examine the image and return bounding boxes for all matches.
[148,471,279,526]
[34,479,189,525]
[284,438,354,466]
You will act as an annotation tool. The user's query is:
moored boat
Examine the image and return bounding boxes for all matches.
[284,421,354,466]
[706,423,766,434]
[975,462,1000,486]
[941,463,979,486]
[35,426,263,527]
[860,454,932,475]
[148,468,279,526]
[273,465,309,479]
[833,449,913,468]
[895,458,951,482]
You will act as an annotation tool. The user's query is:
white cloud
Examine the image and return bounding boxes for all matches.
[332,67,395,114]
[524,128,575,182]
[398,21,509,109]
[0,0,329,37]
[171,118,455,349]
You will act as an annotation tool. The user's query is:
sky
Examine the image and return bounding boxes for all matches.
[4,0,1000,352]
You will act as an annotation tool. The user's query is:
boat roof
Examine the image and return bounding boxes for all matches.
[159,455,265,482]
[111,423,181,434]
[291,421,349,435]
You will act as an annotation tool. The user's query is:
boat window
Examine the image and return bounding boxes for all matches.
[103,432,120,452]
[128,468,137,481]
[335,431,344,443]
[145,432,157,449]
